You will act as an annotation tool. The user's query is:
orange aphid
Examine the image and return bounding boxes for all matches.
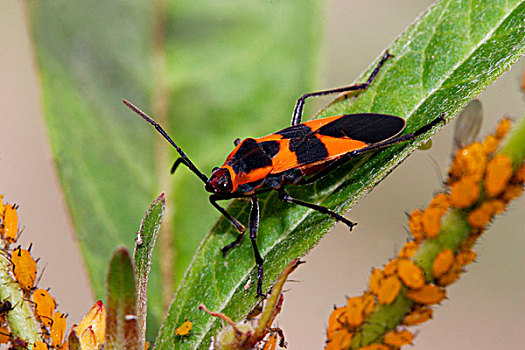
[450,177,480,209]
[496,118,512,139]
[482,134,499,154]
[502,184,523,202]
[397,259,425,289]
[346,297,364,327]
[486,199,506,215]
[33,341,49,350]
[398,241,418,259]
[468,205,492,229]
[406,284,446,305]
[2,204,18,243]
[428,193,450,211]
[432,249,455,278]
[33,289,56,327]
[11,246,37,291]
[175,320,193,336]
[369,268,384,295]
[485,154,513,197]
[50,312,67,347]
[448,142,487,183]
[263,334,278,350]
[456,250,477,266]
[0,326,9,343]
[408,209,424,242]
[358,344,389,350]
[460,233,480,252]
[437,261,463,287]
[383,329,414,347]
[402,306,433,326]
[421,207,444,238]
[362,292,376,317]
[383,259,398,276]
[327,306,347,337]
[325,329,352,350]
[377,275,401,305]
[514,164,525,182]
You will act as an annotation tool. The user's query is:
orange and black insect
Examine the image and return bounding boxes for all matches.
[124,51,443,296]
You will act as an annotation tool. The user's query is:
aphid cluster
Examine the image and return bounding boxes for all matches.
[0,196,69,349]
[325,118,525,350]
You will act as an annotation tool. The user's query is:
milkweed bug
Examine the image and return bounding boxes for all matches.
[124,51,444,296]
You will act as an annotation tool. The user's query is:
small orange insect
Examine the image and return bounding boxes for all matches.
[50,312,67,348]
[408,209,424,242]
[432,249,454,278]
[369,268,384,295]
[456,250,476,266]
[383,329,414,347]
[377,275,401,305]
[33,341,49,350]
[33,289,56,327]
[402,306,433,326]
[397,259,425,289]
[450,178,481,209]
[398,241,418,259]
[262,333,279,350]
[11,245,37,291]
[485,154,513,197]
[346,297,364,327]
[174,319,192,336]
[1,204,19,244]
[406,284,446,305]
[358,344,389,350]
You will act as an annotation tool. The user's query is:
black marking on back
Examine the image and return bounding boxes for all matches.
[259,140,280,158]
[229,138,272,174]
[317,113,405,144]
[289,135,328,165]
[275,124,312,139]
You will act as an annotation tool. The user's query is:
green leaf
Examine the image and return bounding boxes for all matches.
[27,0,321,338]
[133,193,165,348]
[106,247,139,350]
[155,1,525,349]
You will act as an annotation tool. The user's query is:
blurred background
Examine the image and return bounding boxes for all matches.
[1,0,524,349]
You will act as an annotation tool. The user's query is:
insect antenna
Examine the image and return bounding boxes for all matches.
[123,99,209,183]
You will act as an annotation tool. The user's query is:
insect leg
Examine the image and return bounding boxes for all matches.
[278,189,356,230]
[291,51,393,126]
[247,196,265,296]
[209,195,246,235]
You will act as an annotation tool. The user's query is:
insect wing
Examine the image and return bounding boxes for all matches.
[454,99,483,152]
[262,114,405,174]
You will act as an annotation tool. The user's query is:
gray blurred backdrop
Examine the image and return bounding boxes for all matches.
[1,1,523,349]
